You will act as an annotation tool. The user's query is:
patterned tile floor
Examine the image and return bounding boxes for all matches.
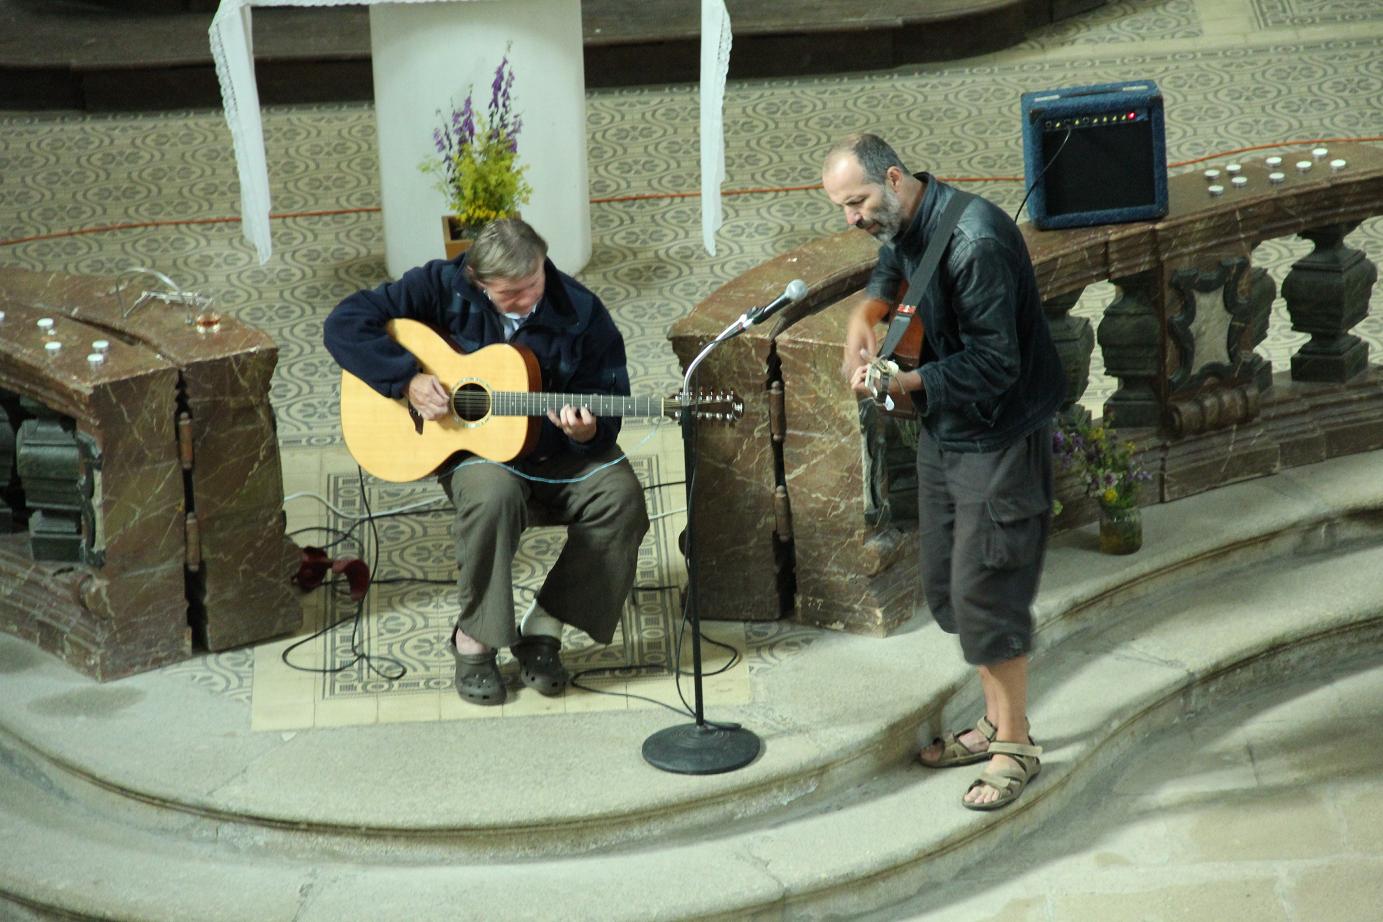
[251,427,750,730]
[2,0,1382,727]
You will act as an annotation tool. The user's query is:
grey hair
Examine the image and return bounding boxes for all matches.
[824,133,909,184]
[466,218,548,282]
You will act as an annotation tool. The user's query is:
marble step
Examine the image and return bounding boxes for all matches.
[3,455,1383,919]
[0,455,1381,865]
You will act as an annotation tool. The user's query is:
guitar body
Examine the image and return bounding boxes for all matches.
[883,287,924,419]
[340,319,542,482]
[340,319,743,482]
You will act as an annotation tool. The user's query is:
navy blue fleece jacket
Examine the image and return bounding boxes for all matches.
[323,254,629,461]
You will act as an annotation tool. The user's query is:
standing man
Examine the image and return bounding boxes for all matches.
[324,218,649,707]
[822,134,1065,809]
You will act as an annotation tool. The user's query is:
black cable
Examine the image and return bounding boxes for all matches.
[1012,125,1073,223]
[347,469,408,681]
[319,504,451,552]
[284,473,702,694]
[280,469,406,681]
[287,524,356,544]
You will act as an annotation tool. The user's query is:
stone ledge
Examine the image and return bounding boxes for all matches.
[0,453,1379,875]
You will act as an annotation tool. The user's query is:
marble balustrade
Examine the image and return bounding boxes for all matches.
[669,141,1383,635]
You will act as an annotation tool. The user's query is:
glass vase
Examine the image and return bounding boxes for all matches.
[1098,502,1142,555]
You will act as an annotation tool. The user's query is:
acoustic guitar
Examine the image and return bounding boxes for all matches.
[864,290,924,420]
[339,319,742,482]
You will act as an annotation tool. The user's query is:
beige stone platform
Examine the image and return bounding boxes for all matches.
[1,449,1381,919]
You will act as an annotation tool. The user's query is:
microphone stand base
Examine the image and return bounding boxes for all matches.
[642,722,761,775]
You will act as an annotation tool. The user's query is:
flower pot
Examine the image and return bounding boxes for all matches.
[1098,502,1143,555]
[442,215,479,260]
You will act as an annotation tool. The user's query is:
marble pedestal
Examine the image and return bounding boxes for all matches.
[0,268,301,680]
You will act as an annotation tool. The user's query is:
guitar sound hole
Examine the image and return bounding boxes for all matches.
[453,383,491,422]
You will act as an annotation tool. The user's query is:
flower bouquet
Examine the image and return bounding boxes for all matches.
[422,49,532,249]
[1053,414,1152,553]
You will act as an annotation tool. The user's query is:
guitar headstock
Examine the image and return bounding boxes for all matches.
[665,390,744,423]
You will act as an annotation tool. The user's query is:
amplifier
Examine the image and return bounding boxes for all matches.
[1020,79,1168,230]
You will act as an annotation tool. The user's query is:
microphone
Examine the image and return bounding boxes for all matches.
[746,278,809,326]
[718,279,809,341]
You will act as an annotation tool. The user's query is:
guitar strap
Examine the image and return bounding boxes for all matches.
[876,189,974,360]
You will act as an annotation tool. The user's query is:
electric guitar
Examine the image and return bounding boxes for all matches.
[339,319,742,482]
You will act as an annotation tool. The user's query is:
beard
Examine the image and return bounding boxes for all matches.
[863,183,905,243]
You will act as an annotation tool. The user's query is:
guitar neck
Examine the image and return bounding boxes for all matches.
[487,392,672,418]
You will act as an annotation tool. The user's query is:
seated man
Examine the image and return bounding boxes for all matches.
[323,218,650,706]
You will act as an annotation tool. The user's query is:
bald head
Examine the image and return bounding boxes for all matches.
[821,134,924,243]
[823,133,909,183]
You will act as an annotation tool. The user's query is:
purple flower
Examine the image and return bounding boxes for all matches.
[490,57,507,116]
[457,94,476,145]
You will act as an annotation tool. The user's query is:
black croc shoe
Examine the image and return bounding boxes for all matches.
[510,635,568,696]
[449,642,506,706]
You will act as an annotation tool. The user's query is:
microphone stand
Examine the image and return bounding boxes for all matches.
[642,317,762,775]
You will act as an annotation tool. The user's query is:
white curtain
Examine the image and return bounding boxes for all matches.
[699,0,732,256]
[213,0,733,263]
[209,0,480,265]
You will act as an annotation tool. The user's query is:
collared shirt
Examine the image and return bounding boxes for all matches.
[497,307,535,341]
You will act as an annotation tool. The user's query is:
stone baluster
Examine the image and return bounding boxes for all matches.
[1043,287,1093,424]
[14,398,84,563]
[1244,266,1276,393]
[0,392,18,533]
[1282,221,1378,383]
[1097,271,1164,428]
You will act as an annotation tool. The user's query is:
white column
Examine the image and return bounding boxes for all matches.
[369,0,591,277]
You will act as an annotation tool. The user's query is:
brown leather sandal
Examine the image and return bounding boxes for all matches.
[962,740,1043,811]
[918,715,998,768]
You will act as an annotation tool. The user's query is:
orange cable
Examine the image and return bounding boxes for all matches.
[0,207,381,247]
[4,137,1381,248]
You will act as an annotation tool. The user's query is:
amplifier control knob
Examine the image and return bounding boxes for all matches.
[1330,158,1347,173]
[1231,175,1248,189]
[44,341,62,358]
[1225,163,1242,176]
[1207,184,1225,197]
[1204,168,1221,182]
[1265,156,1283,169]
[1312,146,1329,160]
[1296,160,1313,173]
[1268,172,1286,185]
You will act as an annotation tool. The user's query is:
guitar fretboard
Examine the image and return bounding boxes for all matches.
[459,391,673,418]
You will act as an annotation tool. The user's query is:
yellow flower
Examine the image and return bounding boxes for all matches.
[1102,487,1119,504]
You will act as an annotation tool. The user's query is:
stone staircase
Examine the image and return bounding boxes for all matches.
[2,451,1383,920]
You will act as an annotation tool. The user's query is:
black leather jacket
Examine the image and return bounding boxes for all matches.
[868,174,1065,452]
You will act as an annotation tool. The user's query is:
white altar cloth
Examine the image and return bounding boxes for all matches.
[210,0,733,266]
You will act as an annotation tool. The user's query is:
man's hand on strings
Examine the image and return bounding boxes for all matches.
[841,297,892,380]
[849,349,921,399]
[407,373,451,420]
[548,405,597,443]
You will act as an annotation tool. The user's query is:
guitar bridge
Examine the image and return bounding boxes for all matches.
[407,403,424,435]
